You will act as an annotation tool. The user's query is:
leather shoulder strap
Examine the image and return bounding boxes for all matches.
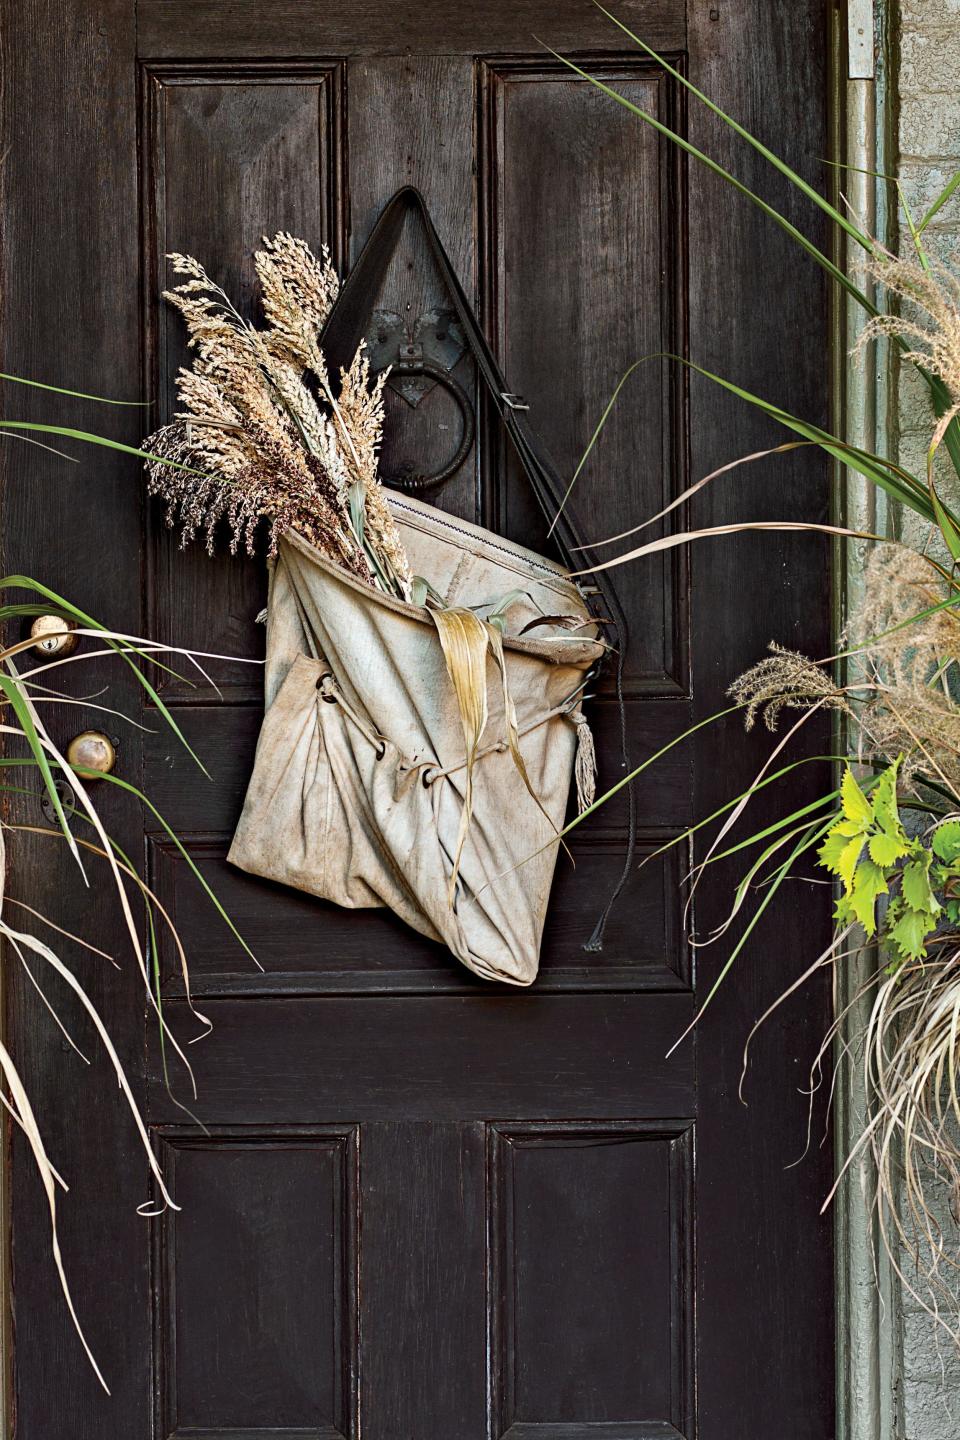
[321,187,622,631]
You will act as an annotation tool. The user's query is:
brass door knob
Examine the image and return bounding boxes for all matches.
[30,615,78,657]
[66,730,116,777]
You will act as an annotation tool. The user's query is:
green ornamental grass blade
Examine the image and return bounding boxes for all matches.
[700,786,843,867]
[675,357,942,526]
[75,767,261,971]
[643,760,845,868]
[566,15,960,487]
[918,168,960,234]
[923,371,960,482]
[0,672,84,875]
[542,47,877,318]
[666,814,837,1055]
[0,752,259,972]
[0,372,149,404]
[479,703,744,895]
[590,4,874,253]
[548,357,653,535]
[930,478,960,563]
[0,421,201,471]
[0,577,210,777]
[836,591,960,659]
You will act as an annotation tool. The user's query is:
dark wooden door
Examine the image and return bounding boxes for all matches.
[1,3,835,1436]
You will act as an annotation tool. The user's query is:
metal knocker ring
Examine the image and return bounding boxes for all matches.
[380,360,475,493]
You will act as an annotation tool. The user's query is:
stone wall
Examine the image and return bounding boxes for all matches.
[896,2,960,1434]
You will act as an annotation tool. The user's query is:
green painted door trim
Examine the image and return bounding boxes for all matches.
[835,2,902,1437]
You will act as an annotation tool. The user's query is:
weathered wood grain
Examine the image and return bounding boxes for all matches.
[138,1,687,58]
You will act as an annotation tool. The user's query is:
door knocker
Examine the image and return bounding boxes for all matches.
[366,307,475,493]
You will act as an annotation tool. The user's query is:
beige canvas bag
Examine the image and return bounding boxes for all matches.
[228,189,631,985]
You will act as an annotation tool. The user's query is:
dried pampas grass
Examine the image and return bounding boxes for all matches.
[143,234,412,600]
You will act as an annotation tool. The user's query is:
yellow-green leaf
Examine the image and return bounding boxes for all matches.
[889,905,934,961]
[901,854,939,915]
[819,828,855,876]
[840,767,872,826]
[837,835,867,890]
[932,820,960,864]
[868,830,907,867]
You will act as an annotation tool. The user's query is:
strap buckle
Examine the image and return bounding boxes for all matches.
[500,391,530,412]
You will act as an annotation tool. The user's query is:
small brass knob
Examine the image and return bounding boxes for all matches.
[30,614,78,657]
[66,730,116,777]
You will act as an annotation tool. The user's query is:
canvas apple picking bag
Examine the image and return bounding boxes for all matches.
[228,189,630,985]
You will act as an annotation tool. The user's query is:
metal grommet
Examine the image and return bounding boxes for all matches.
[380,360,475,494]
[375,742,387,761]
[317,673,338,702]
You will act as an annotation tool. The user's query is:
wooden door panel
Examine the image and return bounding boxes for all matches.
[147,997,694,1122]
[156,1127,359,1440]
[357,1122,489,1440]
[136,3,688,58]
[151,834,689,996]
[155,1120,692,1440]
[489,1122,693,1438]
[142,62,343,703]
[486,57,686,694]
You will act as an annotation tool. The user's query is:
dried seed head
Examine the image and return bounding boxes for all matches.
[145,235,411,597]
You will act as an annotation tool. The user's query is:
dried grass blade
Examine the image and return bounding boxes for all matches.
[570,521,878,578]
[3,896,116,963]
[2,920,179,1214]
[5,928,90,1063]
[572,441,811,551]
[541,46,874,314]
[0,1025,110,1392]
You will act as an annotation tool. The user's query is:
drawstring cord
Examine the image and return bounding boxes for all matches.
[317,668,597,807]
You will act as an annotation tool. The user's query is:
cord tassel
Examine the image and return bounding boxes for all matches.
[573,711,597,814]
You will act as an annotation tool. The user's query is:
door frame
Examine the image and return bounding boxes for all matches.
[835,1,903,1437]
[0,1,900,1434]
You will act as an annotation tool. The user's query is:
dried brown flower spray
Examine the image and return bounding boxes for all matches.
[143,235,412,599]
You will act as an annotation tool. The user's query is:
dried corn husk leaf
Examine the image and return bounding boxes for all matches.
[428,607,490,901]
[429,606,558,901]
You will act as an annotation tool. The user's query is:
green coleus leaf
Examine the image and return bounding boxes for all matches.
[819,828,858,876]
[888,903,935,962]
[833,817,869,838]
[819,831,866,889]
[901,851,941,917]
[835,893,855,927]
[847,857,890,934]
[871,758,904,840]
[838,836,869,890]
[840,767,873,826]
[868,830,908,866]
[932,819,960,864]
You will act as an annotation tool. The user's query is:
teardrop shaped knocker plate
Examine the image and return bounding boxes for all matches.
[365,307,474,494]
